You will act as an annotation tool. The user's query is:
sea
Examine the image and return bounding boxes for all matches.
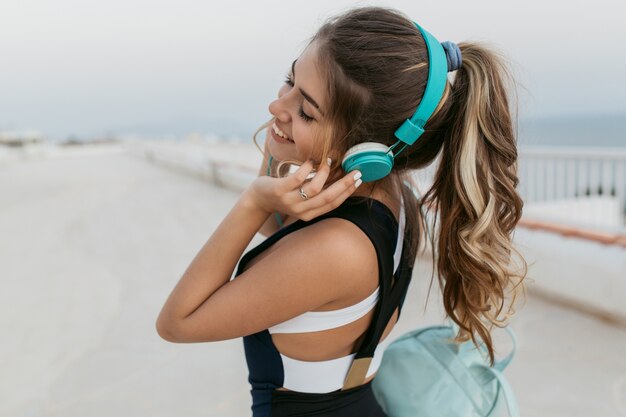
[228,112,626,148]
[17,112,626,149]
[226,112,626,149]
[517,112,626,148]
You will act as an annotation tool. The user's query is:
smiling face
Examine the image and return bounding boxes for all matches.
[267,42,329,165]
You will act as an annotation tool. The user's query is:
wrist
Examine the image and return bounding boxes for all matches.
[239,187,273,218]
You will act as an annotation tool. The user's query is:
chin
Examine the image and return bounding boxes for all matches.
[268,142,301,164]
[267,139,288,160]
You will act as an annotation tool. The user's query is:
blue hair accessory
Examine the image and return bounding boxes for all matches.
[441,41,462,72]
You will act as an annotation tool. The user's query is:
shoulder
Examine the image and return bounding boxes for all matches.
[275,216,378,289]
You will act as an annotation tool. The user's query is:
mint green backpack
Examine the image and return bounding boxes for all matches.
[371,320,520,417]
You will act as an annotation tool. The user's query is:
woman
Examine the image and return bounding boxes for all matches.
[156,6,527,416]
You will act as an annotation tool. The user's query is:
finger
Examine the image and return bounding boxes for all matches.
[301,157,332,198]
[304,173,363,219]
[325,169,362,199]
[287,160,316,189]
[303,169,362,211]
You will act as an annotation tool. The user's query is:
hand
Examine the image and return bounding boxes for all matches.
[242,158,363,222]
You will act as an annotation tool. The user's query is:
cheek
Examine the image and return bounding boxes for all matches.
[294,125,323,159]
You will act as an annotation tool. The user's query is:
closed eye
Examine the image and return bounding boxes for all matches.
[284,73,315,123]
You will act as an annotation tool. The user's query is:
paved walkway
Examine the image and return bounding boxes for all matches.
[1,146,625,416]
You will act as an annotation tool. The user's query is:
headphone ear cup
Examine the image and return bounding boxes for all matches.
[341,142,394,182]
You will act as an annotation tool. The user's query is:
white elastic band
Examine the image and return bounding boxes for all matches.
[280,334,394,393]
[392,194,406,274]
[269,287,380,334]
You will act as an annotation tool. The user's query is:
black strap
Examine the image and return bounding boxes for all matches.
[352,215,414,359]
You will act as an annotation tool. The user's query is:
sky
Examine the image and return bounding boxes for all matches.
[1,0,625,139]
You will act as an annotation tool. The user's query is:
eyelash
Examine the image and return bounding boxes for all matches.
[284,74,314,123]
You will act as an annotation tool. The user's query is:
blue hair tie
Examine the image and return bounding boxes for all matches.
[441,41,462,72]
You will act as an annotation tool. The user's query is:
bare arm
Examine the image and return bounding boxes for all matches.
[155,161,363,342]
[156,190,270,339]
[156,215,376,343]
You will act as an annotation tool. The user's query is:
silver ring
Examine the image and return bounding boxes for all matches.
[298,186,309,200]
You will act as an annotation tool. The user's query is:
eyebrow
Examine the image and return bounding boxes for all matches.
[291,59,325,116]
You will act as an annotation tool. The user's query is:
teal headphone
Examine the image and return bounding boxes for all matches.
[341,22,449,182]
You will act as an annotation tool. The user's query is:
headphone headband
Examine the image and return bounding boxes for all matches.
[393,22,448,147]
[341,21,450,182]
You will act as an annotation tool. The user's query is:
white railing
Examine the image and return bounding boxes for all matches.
[518,146,626,227]
[408,146,626,225]
[518,146,626,205]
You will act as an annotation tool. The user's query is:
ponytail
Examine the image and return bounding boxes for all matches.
[419,42,528,366]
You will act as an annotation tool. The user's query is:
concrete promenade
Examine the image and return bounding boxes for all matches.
[1,144,625,416]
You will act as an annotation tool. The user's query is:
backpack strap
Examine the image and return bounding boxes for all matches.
[413,323,519,416]
[454,319,517,374]
[421,333,495,412]
[494,326,517,372]
[474,364,521,417]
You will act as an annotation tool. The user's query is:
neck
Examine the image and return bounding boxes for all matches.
[356,173,402,221]
[351,182,376,198]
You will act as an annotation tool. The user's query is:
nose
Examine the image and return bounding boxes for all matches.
[269,87,292,122]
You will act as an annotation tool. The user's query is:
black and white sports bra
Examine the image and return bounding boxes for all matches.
[235,196,415,417]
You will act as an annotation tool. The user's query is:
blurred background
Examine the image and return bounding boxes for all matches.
[1,0,625,416]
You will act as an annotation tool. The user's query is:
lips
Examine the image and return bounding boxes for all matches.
[270,127,292,144]
[272,122,294,143]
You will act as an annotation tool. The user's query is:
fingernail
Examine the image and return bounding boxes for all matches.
[355,179,362,188]
[353,171,362,180]
[327,157,332,166]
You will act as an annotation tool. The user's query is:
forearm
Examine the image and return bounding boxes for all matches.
[157,191,270,329]
[257,138,287,236]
